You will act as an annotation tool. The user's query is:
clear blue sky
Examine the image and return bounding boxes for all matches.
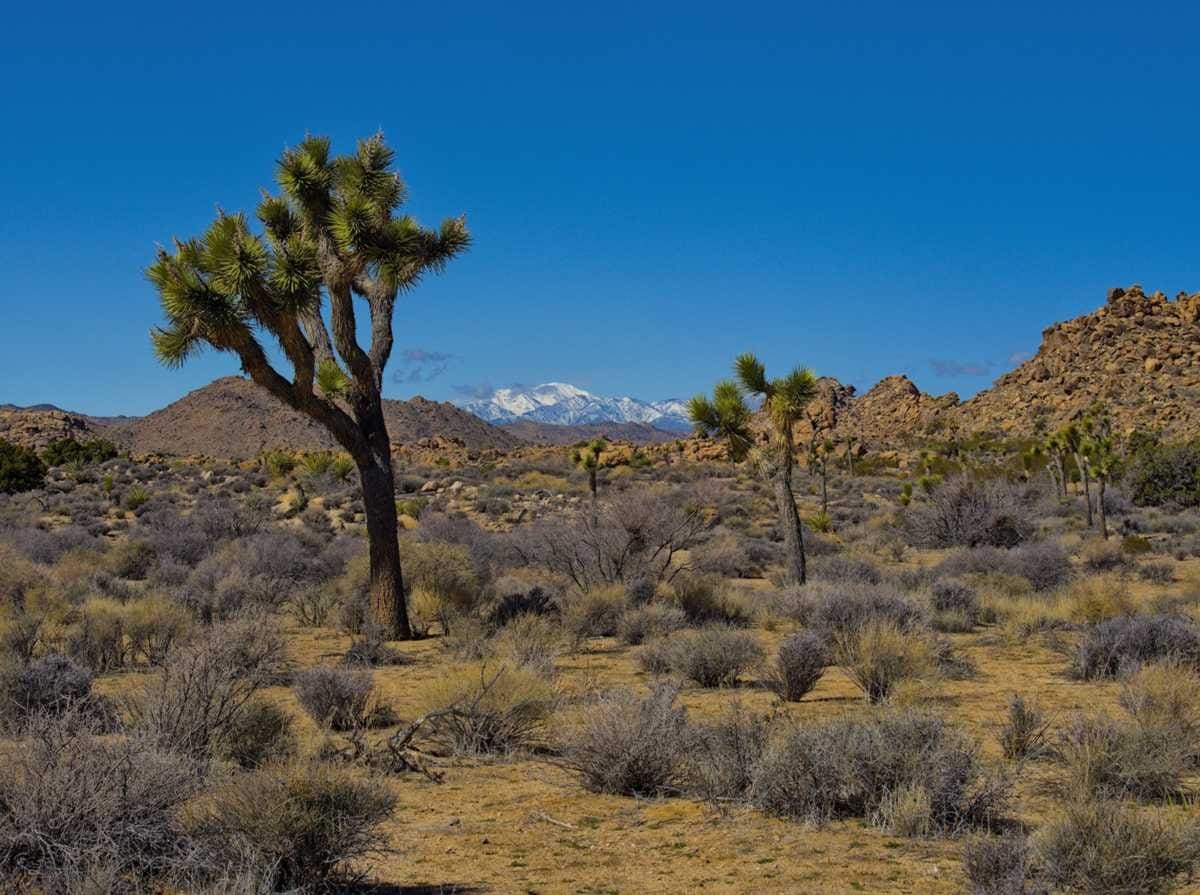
[2,2,1197,415]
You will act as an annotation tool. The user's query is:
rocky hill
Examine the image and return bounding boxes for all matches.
[959,285,1200,439]
[105,376,522,458]
[0,408,104,451]
[501,419,681,445]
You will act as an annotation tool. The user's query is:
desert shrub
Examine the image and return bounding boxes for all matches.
[669,574,750,625]
[179,762,396,892]
[124,485,151,511]
[486,578,560,628]
[665,624,764,687]
[835,619,932,703]
[1074,613,1200,679]
[66,596,128,671]
[490,612,564,675]
[1056,712,1190,800]
[810,554,882,585]
[341,633,404,668]
[40,437,118,468]
[1118,661,1200,763]
[0,712,200,888]
[1081,539,1133,573]
[105,537,158,578]
[1122,534,1153,555]
[1064,576,1135,624]
[125,595,192,665]
[751,711,1006,833]
[508,488,706,590]
[293,666,382,732]
[0,653,117,732]
[997,694,1050,761]
[637,636,675,675]
[0,438,46,494]
[904,477,1034,548]
[1138,561,1175,585]
[563,685,688,796]
[686,703,772,803]
[216,697,296,769]
[962,834,1034,895]
[804,581,927,637]
[616,603,688,645]
[417,663,554,754]
[1038,800,1200,895]
[936,541,1072,592]
[560,585,626,647]
[400,538,481,621]
[130,619,288,761]
[692,531,779,578]
[765,630,827,701]
[1124,436,1200,508]
[932,578,979,618]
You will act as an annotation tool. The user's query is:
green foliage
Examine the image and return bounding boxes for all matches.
[395,496,428,518]
[0,439,45,494]
[300,450,335,476]
[124,485,150,511]
[259,450,297,479]
[1124,434,1200,508]
[40,437,119,468]
[315,358,349,398]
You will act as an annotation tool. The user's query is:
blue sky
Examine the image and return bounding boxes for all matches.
[1,2,1197,416]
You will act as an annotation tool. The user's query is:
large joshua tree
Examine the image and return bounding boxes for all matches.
[689,353,817,585]
[147,134,469,639]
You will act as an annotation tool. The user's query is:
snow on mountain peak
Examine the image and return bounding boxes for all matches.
[456,382,690,430]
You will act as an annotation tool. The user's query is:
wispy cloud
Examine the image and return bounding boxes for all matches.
[451,382,495,400]
[392,348,455,384]
[1007,350,1034,366]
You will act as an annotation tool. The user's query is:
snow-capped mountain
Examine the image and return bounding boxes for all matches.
[456,383,691,431]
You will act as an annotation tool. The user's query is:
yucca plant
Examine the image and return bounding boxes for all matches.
[147,134,469,638]
[689,353,817,584]
[571,438,608,513]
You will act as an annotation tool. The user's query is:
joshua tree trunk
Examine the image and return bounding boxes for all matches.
[1097,476,1108,540]
[1078,457,1094,527]
[820,460,829,516]
[353,405,412,640]
[773,474,807,585]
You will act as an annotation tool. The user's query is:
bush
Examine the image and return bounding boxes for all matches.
[616,603,688,645]
[490,612,564,675]
[563,685,688,795]
[637,636,675,675]
[179,762,396,891]
[803,581,927,637]
[751,710,1006,834]
[904,477,1034,548]
[0,712,200,888]
[293,666,381,732]
[400,539,481,618]
[130,619,288,760]
[936,541,1072,592]
[665,624,764,687]
[1038,800,1200,895]
[417,663,554,754]
[0,438,46,494]
[486,579,560,628]
[1056,713,1190,800]
[997,694,1050,761]
[686,703,772,804]
[1118,661,1200,763]
[341,634,405,667]
[962,834,1033,895]
[835,619,932,703]
[669,574,750,625]
[1064,576,1135,624]
[40,437,119,468]
[1081,539,1133,573]
[809,554,882,585]
[1074,613,1200,679]
[765,630,827,701]
[560,585,627,646]
[1124,436,1200,508]
[217,697,296,769]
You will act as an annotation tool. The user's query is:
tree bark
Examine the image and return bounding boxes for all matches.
[1097,477,1108,540]
[1079,459,1094,528]
[773,474,806,586]
[354,404,412,640]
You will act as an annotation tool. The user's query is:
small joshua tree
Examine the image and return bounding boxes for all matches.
[147,134,469,638]
[1084,403,1120,540]
[689,353,817,585]
[571,438,608,512]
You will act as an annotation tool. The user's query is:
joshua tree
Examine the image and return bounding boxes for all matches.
[571,438,608,514]
[147,134,469,639]
[689,353,817,585]
[1059,422,1093,526]
[807,433,833,517]
[1083,403,1118,539]
[1044,432,1069,498]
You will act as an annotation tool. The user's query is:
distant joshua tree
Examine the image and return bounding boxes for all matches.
[572,438,608,512]
[1083,403,1119,540]
[689,353,817,585]
[147,134,469,639]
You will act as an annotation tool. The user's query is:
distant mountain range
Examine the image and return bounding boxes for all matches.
[455,382,691,432]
